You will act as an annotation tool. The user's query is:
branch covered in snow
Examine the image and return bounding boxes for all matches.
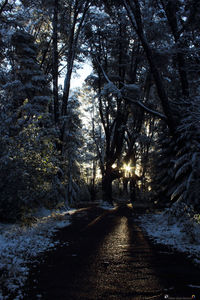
[124,96,167,120]
[95,58,167,121]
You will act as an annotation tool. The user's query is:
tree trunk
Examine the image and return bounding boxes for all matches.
[123,178,129,194]
[124,0,176,134]
[61,0,90,117]
[60,1,90,153]
[102,173,113,204]
[52,0,59,124]
[102,163,114,204]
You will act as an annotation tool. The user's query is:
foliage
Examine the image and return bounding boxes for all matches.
[172,102,200,209]
[149,124,176,206]
[0,0,90,221]
[1,0,200,219]
[0,29,59,221]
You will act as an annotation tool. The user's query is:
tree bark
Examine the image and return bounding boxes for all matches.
[102,175,113,203]
[52,0,59,124]
[61,0,90,116]
[59,0,90,153]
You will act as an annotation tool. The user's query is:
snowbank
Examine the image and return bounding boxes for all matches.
[0,209,72,299]
[139,202,200,266]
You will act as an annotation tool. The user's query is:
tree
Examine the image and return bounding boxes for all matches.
[61,90,84,207]
[122,0,200,209]
[0,28,61,221]
[83,6,131,202]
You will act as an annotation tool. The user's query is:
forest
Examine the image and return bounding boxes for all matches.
[0,0,200,222]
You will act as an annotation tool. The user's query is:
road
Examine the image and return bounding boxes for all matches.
[23,205,200,299]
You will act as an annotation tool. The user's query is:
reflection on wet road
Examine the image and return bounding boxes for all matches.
[88,213,163,299]
[98,216,130,261]
[24,205,200,300]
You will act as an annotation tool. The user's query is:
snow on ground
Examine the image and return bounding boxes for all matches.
[99,200,117,210]
[139,201,200,266]
[0,208,73,300]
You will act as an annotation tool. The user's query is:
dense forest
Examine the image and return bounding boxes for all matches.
[0,0,200,222]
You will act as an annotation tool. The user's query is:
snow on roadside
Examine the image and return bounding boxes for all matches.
[99,200,117,210]
[0,208,73,299]
[138,201,200,265]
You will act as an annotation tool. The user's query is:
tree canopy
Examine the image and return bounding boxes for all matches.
[0,0,200,221]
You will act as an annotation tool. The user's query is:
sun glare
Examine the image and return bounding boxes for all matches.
[123,164,131,172]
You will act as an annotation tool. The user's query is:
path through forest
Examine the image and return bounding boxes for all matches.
[22,205,200,299]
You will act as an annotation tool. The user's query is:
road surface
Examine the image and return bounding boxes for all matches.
[22,205,200,299]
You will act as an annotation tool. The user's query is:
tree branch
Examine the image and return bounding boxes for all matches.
[124,96,167,121]
[95,57,112,84]
[96,57,167,121]
[124,0,176,132]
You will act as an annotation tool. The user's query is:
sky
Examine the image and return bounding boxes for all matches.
[70,63,93,89]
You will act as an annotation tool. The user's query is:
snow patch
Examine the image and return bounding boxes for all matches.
[0,208,74,299]
[139,202,200,265]
[99,200,117,210]
[188,284,200,289]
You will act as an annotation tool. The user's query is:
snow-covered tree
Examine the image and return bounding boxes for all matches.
[62,90,84,207]
[0,28,60,220]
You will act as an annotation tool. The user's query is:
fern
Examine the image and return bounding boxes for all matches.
[186,172,193,191]
[171,182,186,201]
[171,106,200,209]
[174,153,190,169]
[175,161,191,180]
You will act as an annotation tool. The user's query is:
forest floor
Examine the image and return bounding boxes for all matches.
[1,203,200,299]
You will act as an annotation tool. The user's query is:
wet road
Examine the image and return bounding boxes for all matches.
[23,205,200,299]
